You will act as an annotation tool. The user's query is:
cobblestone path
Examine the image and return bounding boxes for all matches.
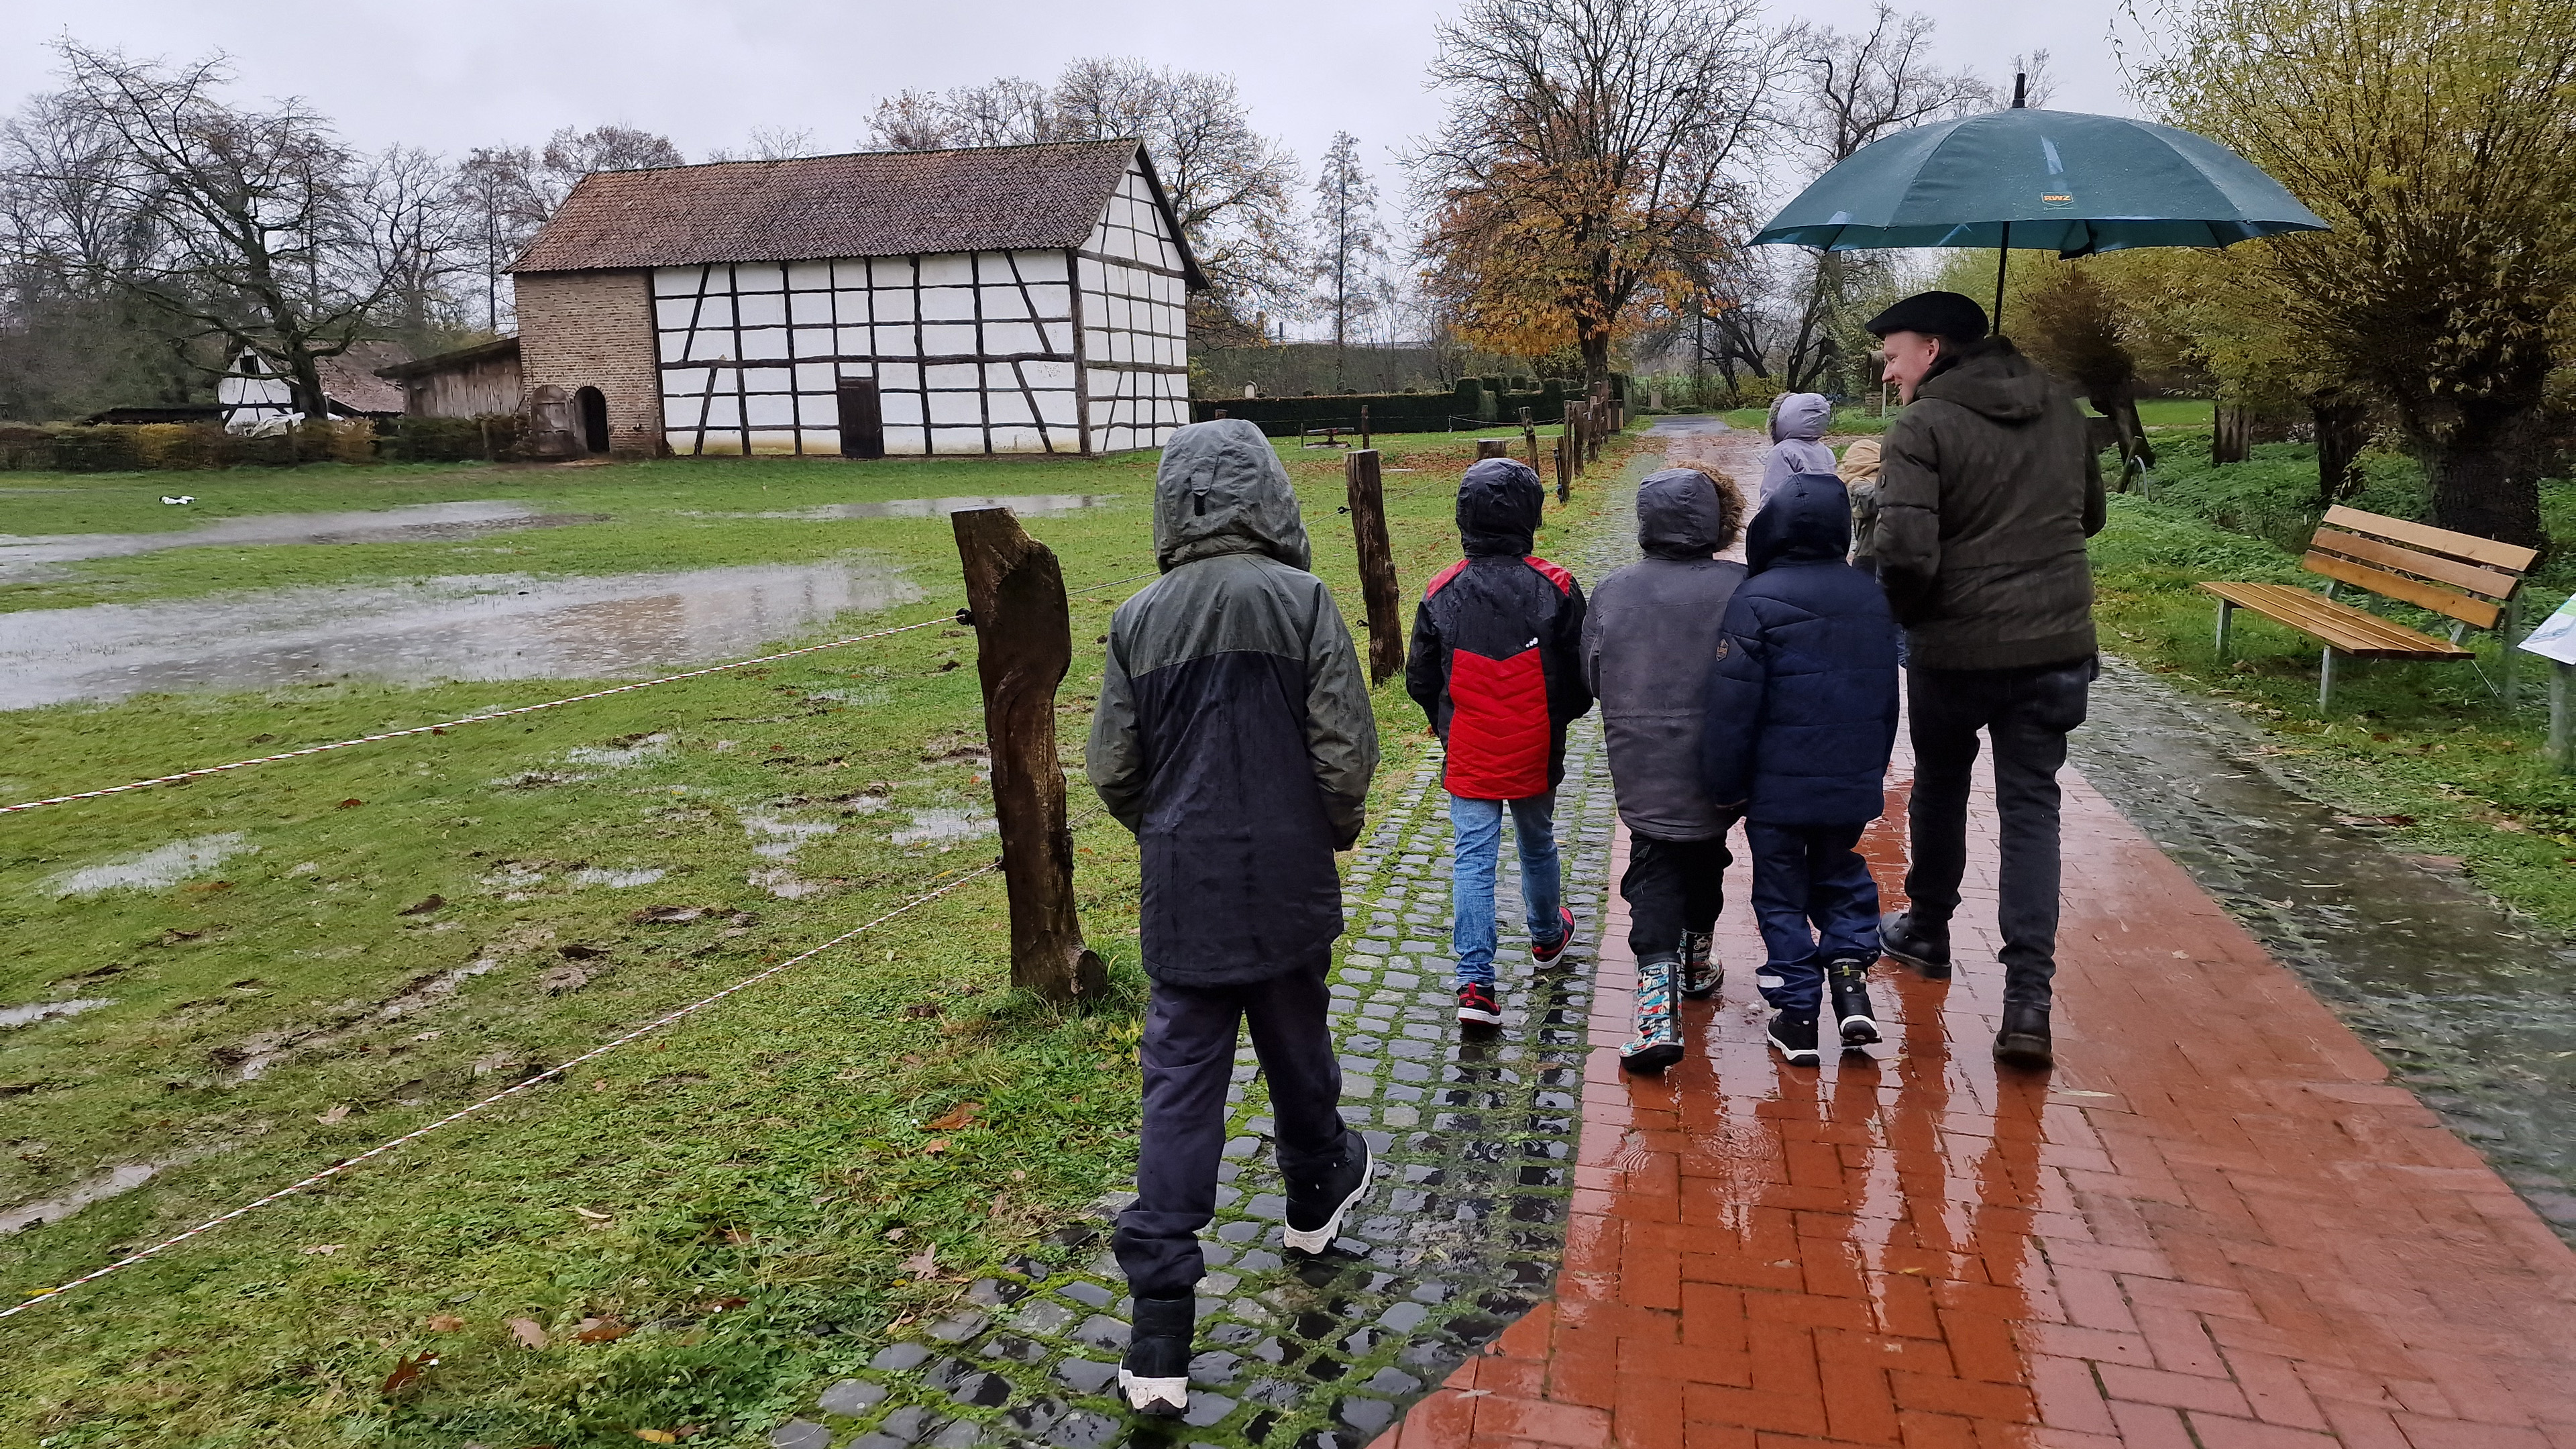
[761,461,1654,1448]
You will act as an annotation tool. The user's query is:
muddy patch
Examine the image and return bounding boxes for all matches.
[0,559,922,708]
[681,494,1118,521]
[50,833,256,896]
[0,998,111,1028]
[223,957,502,1081]
[0,500,602,581]
[890,809,996,847]
[1,1157,199,1234]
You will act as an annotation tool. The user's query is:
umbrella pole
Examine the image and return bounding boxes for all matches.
[1993,221,2010,332]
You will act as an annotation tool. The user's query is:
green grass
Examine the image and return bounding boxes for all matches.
[1715,405,1893,436]
[0,432,1642,1447]
[2090,436,2576,929]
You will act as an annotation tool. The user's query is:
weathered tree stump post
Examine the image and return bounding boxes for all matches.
[1360,404,1372,453]
[1344,449,1405,685]
[1520,408,1539,472]
[951,508,1107,1004]
[1554,433,1570,503]
[1476,438,1509,460]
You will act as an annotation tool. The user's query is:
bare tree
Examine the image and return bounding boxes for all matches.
[539,124,684,207]
[33,42,400,418]
[450,145,547,332]
[863,79,1060,150]
[358,144,474,355]
[1309,132,1384,390]
[705,125,821,163]
[1414,0,1783,384]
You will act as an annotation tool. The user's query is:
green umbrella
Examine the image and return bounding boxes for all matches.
[1752,96,2327,326]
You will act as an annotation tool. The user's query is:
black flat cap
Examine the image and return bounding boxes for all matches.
[1864,290,1990,341]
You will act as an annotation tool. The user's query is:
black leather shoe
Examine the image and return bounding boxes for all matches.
[1879,911,1951,980]
[1994,1004,2053,1068]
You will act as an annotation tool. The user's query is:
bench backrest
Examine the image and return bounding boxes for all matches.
[2302,505,2540,631]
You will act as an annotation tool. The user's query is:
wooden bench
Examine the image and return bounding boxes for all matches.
[2200,505,2540,712]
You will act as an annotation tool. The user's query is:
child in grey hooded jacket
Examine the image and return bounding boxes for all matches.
[1758,392,1837,515]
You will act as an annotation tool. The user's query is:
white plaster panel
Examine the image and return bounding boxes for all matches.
[883,427,926,455]
[740,328,791,361]
[654,298,701,330]
[877,363,920,390]
[836,327,875,356]
[926,391,983,425]
[1078,256,1107,294]
[736,292,787,327]
[921,286,977,322]
[919,254,973,287]
[744,395,796,427]
[922,362,979,391]
[1042,321,1075,354]
[985,320,1044,354]
[985,390,1034,426]
[980,283,1029,320]
[788,291,836,326]
[698,396,742,429]
[1038,391,1079,427]
[871,288,915,323]
[874,325,918,356]
[787,260,833,291]
[804,428,842,452]
[794,362,839,391]
[661,367,714,398]
[1010,250,1067,282]
[1027,284,1071,319]
[677,295,734,331]
[652,267,702,297]
[745,430,800,455]
[920,322,978,356]
[1022,360,1076,390]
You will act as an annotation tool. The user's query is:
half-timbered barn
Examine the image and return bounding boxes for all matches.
[217,343,409,431]
[507,140,1203,459]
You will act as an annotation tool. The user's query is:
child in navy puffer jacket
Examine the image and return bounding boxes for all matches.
[1699,473,1900,1065]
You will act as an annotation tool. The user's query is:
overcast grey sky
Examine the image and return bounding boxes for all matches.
[5,0,2139,212]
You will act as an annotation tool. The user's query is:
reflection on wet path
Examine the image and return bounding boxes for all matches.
[677,494,1118,521]
[0,500,596,579]
[0,559,921,708]
[2076,657,2576,1236]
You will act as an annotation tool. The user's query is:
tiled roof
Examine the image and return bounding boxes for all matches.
[320,343,410,415]
[510,140,1201,284]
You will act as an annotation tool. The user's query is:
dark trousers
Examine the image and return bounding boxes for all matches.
[1114,967,1347,1297]
[1619,829,1735,963]
[1747,820,1879,1014]
[1904,657,2094,1009]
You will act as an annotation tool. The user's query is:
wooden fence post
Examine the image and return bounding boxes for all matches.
[1360,405,1371,453]
[1520,408,1538,472]
[952,507,1108,1004]
[1476,438,1509,460]
[1345,449,1405,686]
[1554,433,1570,503]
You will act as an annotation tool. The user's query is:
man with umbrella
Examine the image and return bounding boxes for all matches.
[1865,290,2101,1067]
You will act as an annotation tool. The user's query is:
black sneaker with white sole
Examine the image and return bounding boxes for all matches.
[1118,1293,1193,1416]
[1283,1132,1373,1253]
[1766,1011,1821,1066]
[1825,957,1880,1047]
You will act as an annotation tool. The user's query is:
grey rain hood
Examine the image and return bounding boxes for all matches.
[1152,419,1312,572]
[1636,468,1735,560]
[1769,392,1832,443]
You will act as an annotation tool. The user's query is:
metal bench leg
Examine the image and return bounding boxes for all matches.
[2553,660,2574,774]
[2214,599,2235,661]
[2319,645,2339,712]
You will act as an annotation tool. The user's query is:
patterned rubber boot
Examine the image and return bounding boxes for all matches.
[1679,930,1719,999]
[1826,956,1880,1046]
[1619,955,1685,1073]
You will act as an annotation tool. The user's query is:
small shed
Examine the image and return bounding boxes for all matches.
[218,343,411,430]
[375,337,524,419]
[508,140,1204,458]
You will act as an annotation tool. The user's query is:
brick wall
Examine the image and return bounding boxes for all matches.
[514,270,663,458]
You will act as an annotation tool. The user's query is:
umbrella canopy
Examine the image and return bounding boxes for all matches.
[1753,107,2327,258]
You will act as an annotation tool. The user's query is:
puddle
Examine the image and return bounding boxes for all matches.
[0,559,922,708]
[890,809,996,846]
[571,867,666,888]
[683,494,1117,521]
[0,500,600,580]
[2078,658,2576,1238]
[742,814,839,859]
[749,867,828,899]
[50,833,256,896]
[0,998,111,1028]
[2,1159,176,1234]
[564,733,671,769]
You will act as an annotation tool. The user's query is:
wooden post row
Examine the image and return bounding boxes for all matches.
[1519,408,1539,473]
[1344,449,1406,686]
[1476,438,1509,460]
[1554,433,1570,503]
[951,508,1108,1004]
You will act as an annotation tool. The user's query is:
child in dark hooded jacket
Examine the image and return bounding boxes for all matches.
[1699,473,1900,1065]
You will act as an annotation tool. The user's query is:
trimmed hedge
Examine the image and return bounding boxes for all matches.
[1191,377,1593,437]
[0,415,527,472]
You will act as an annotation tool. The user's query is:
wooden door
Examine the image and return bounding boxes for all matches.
[837,378,885,460]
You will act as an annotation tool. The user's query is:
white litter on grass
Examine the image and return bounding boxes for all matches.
[747,867,828,900]
[0,998,111,1029]
[741,815,838,859]
[571,867,666,888]
[160,496,194,506]
[891,810,997,846]
[808,686,892,706]
[50,833,256,896]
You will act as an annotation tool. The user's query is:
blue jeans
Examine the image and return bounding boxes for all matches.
[1449,794,1562,987]
[1747,820,1880,1016]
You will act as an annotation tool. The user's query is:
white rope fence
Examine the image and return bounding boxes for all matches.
[1,859,1000,1322]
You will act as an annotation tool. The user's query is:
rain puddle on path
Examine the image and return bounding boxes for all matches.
[0,500,598,580]
[680,494,1118,521]
[0,998,110,1028]
[2078,657,2576,1238]
[0,559,921,708]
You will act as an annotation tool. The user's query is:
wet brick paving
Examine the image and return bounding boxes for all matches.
[765,470,1652,1449]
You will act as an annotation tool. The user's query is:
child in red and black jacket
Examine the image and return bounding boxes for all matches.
[1405,457,1593,1026]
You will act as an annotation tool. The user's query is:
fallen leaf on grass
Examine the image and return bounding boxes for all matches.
[426,1313,467,1332]
[635,1432,676,1444]
[900,1246,938,1276]
[922,1138,949,1155]
[574,1317,633,1343]
[902,1002,943,1019]
[572,1206,612,1221]
[924,1101,981,1131]
[508,1317,549,1348]
[397,895,445,916]
[337,798,364,809]
[381,1352,437,1393]
[317,1104,353,1124]
[301,1244,345,1255]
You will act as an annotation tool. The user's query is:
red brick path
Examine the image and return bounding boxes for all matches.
[1375,753,2576,1447]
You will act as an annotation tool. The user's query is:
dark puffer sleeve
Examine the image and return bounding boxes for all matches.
[1543,578,1594,728]
[1301,579,1380,849]
[1086,621,1147,833]
[1697,596,1770,810]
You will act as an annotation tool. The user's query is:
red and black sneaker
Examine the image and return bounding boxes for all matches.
[1530,906,1576,963]
[1455,981,1503,1026]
